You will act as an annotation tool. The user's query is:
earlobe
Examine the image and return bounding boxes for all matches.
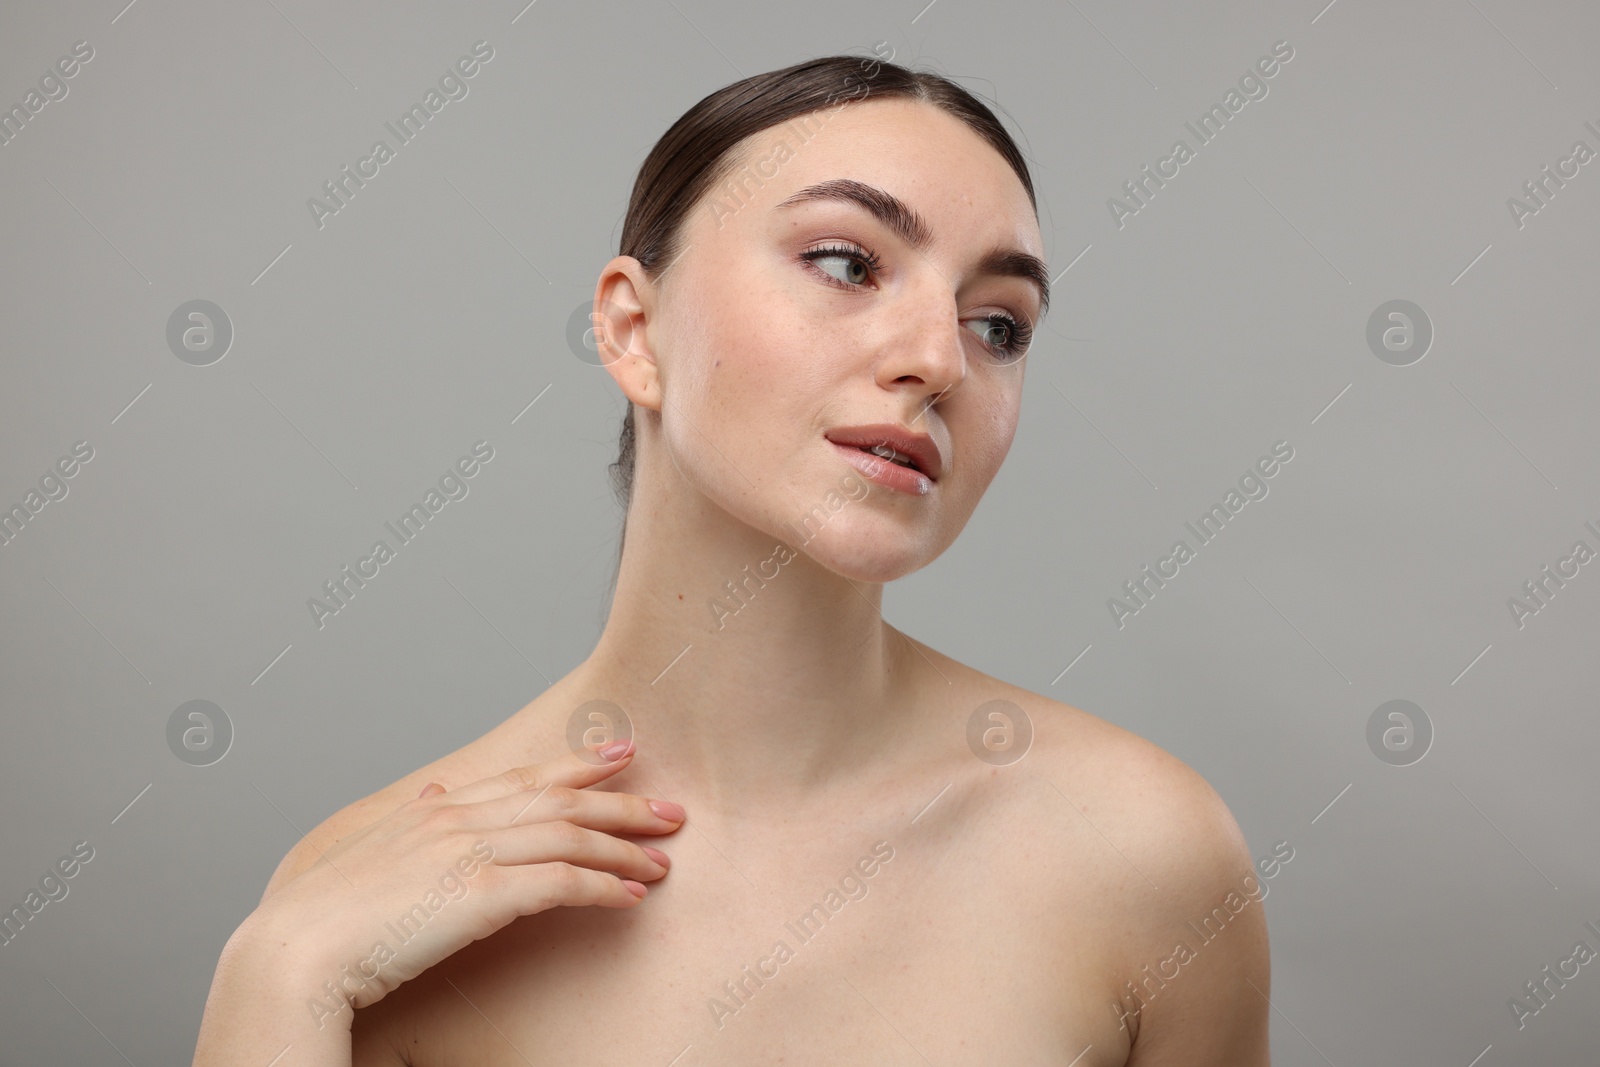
[593,257,663,413]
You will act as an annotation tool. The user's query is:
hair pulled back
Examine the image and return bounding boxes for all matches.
[607,51,1037,565]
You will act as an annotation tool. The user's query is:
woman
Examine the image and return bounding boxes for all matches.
[195,54,1271,1066]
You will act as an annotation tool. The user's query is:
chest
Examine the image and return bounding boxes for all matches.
[373,792,1136,1065]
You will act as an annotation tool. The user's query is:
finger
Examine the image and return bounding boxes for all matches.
[500,862,650,913]
[433,738,638,808]
[467,781,685,836]
[484,822,670,882]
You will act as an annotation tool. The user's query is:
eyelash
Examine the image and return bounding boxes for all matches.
[798,242,1034,363]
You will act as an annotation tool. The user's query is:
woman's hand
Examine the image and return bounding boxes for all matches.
[236,739,681,1019]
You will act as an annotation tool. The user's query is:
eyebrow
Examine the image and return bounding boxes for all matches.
[774,178,1050,319]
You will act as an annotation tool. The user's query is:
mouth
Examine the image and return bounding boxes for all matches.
[823,425,943,482]
[829,440,935,495]
[856,443,920,471]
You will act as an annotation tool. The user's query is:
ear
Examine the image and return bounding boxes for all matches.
[593,256,662,414]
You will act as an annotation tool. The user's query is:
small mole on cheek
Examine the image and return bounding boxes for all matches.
[678,593,684,600]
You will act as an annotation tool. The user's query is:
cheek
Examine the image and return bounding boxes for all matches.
[656,296,802,493]
[673,290,830,438]
[967,386,1023,477]
[671,311,776,431]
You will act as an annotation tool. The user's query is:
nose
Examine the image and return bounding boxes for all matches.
[875,282,967,405]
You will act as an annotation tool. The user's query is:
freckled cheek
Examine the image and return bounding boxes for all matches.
[692,343,798,458]
[992,411,1022,458]
[695,296,778,376]
[991,385,1025,444]
[959,401,1022,482]
[707,306,822,401]
[672,301,746,410]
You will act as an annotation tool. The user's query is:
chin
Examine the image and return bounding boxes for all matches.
[800,529,940,585]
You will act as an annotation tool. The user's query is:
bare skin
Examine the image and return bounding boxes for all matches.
[256,647,1268,1066]
[196,96,1270,1065]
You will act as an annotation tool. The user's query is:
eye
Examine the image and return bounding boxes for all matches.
[800,242,1033,364]
[799,243,882,288]
[964,312,1033,364]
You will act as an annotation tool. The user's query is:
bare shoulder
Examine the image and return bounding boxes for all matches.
[1016,685,1251,873]
[980,678,1271,1064]
[908,636,1245,861]
[257,732,507,907]
[904,634,1270,1062]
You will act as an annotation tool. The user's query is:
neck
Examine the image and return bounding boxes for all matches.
[556,472,927,821]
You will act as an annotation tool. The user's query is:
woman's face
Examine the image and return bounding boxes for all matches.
[602,96,1049,583]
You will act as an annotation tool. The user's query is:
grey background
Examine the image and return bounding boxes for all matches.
[2,0,1596,1063]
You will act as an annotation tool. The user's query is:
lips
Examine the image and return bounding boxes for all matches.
[824,424,943,482]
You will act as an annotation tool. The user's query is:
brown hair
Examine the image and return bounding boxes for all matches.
[606,51,1038,572]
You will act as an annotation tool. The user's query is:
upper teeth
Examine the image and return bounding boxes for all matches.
[865,444,915,469]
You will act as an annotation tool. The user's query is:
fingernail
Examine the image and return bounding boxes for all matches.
[599,739,633,762]
[641,845,670,867]
[622,879,648,898]
[649,799,686,822]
